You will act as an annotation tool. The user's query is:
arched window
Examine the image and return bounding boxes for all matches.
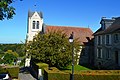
[32,21,35,29]
[37,21,39,29]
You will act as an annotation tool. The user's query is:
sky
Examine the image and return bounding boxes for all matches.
[0,0,120,43]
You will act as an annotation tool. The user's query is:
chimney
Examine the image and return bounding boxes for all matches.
[112,17,117,20]
[102,17,106,19]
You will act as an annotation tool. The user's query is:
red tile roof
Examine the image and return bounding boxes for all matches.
[45,25,93,45]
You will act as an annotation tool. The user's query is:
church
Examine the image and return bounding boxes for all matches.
[26,10,94,65]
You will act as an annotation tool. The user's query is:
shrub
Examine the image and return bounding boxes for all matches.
[43,67,120,80]
[6,66,19,78]
[3,53,17,64]
[0,66,7,74]
[36,63,48,69]
[0,66,19,78]
[44,67,70,80]
[73,70,120,80]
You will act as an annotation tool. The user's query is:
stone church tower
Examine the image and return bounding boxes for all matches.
[27,10,44,41]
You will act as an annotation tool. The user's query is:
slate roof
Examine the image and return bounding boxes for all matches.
[94,17,120,35]
[28,10,43,18]
[100,18,115,24]
[45,25,93,45]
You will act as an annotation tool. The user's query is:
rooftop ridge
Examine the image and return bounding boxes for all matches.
[46,24,89,29]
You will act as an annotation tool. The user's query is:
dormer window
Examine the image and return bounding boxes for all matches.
[37,21,39,29]
[101,21,105,30]
[100,18,115,30]
[32,21,35,29]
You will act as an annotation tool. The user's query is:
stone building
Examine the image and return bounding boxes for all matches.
[94,17,120,69]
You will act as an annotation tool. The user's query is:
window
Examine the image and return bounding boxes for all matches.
[102,23,105,30]
[36,21,39,29]
[114,34,119,43]
[32,21,35,29]
[98,36,101,45]
[97,36,102,45]
[106,49,110,59]
[32,21,40,29]
[97,48,102,59]
[105,34,111,45]
[106,35,109,44]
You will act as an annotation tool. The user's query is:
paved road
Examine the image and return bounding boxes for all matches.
[19,67,37,80]
[19,73,37,80]
[19,67,43,80]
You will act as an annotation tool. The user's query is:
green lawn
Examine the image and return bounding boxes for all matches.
[67,65,91,71]
[36,62,91,72]
[61,65,91,73]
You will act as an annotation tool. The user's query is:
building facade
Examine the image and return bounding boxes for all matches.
[94,17,120,69]
[26,11,94,65]
[27,11,44,41]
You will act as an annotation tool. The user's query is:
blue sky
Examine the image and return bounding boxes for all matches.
[0,0,120,43]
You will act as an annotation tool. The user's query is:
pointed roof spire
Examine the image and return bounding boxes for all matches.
[28,10,43,18]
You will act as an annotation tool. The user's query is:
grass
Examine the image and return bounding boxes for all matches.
[36,63,90,71]
[61,65,91,73]
[67,65,91,71]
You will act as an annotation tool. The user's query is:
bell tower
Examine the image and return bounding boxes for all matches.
[27,10,44,41]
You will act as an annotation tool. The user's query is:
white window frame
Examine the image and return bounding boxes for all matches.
[97,48,103,59]
[106,49,110,59]
[109,34,111,44]
[32,21,40,29]
[100,36,102,44]
[105,35,106,44]
[36,21,39,29]
[97,35,102,45]
[114,34,119,43]
[100,49,103,58]
[105,34,111,45]
[32,21,36,29]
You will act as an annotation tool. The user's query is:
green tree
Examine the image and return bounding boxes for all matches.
[0,0,22,20]
[27,31,80,69]
[0,44,25,57]
[0,50,17,64]
[0,0,15,20]
[3,53,17,64]
[5,50,19,57]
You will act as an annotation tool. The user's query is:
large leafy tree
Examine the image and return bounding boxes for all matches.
[26,31,80,69]
[0,0,15,20]
[0,0,22,20]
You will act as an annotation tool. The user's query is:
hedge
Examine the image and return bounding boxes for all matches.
[44,67,70,80]
[74,75,120,80]
[74,70,120,80]
[36,63,48,69]
[44,67,120,80]
[0,66,19,78]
